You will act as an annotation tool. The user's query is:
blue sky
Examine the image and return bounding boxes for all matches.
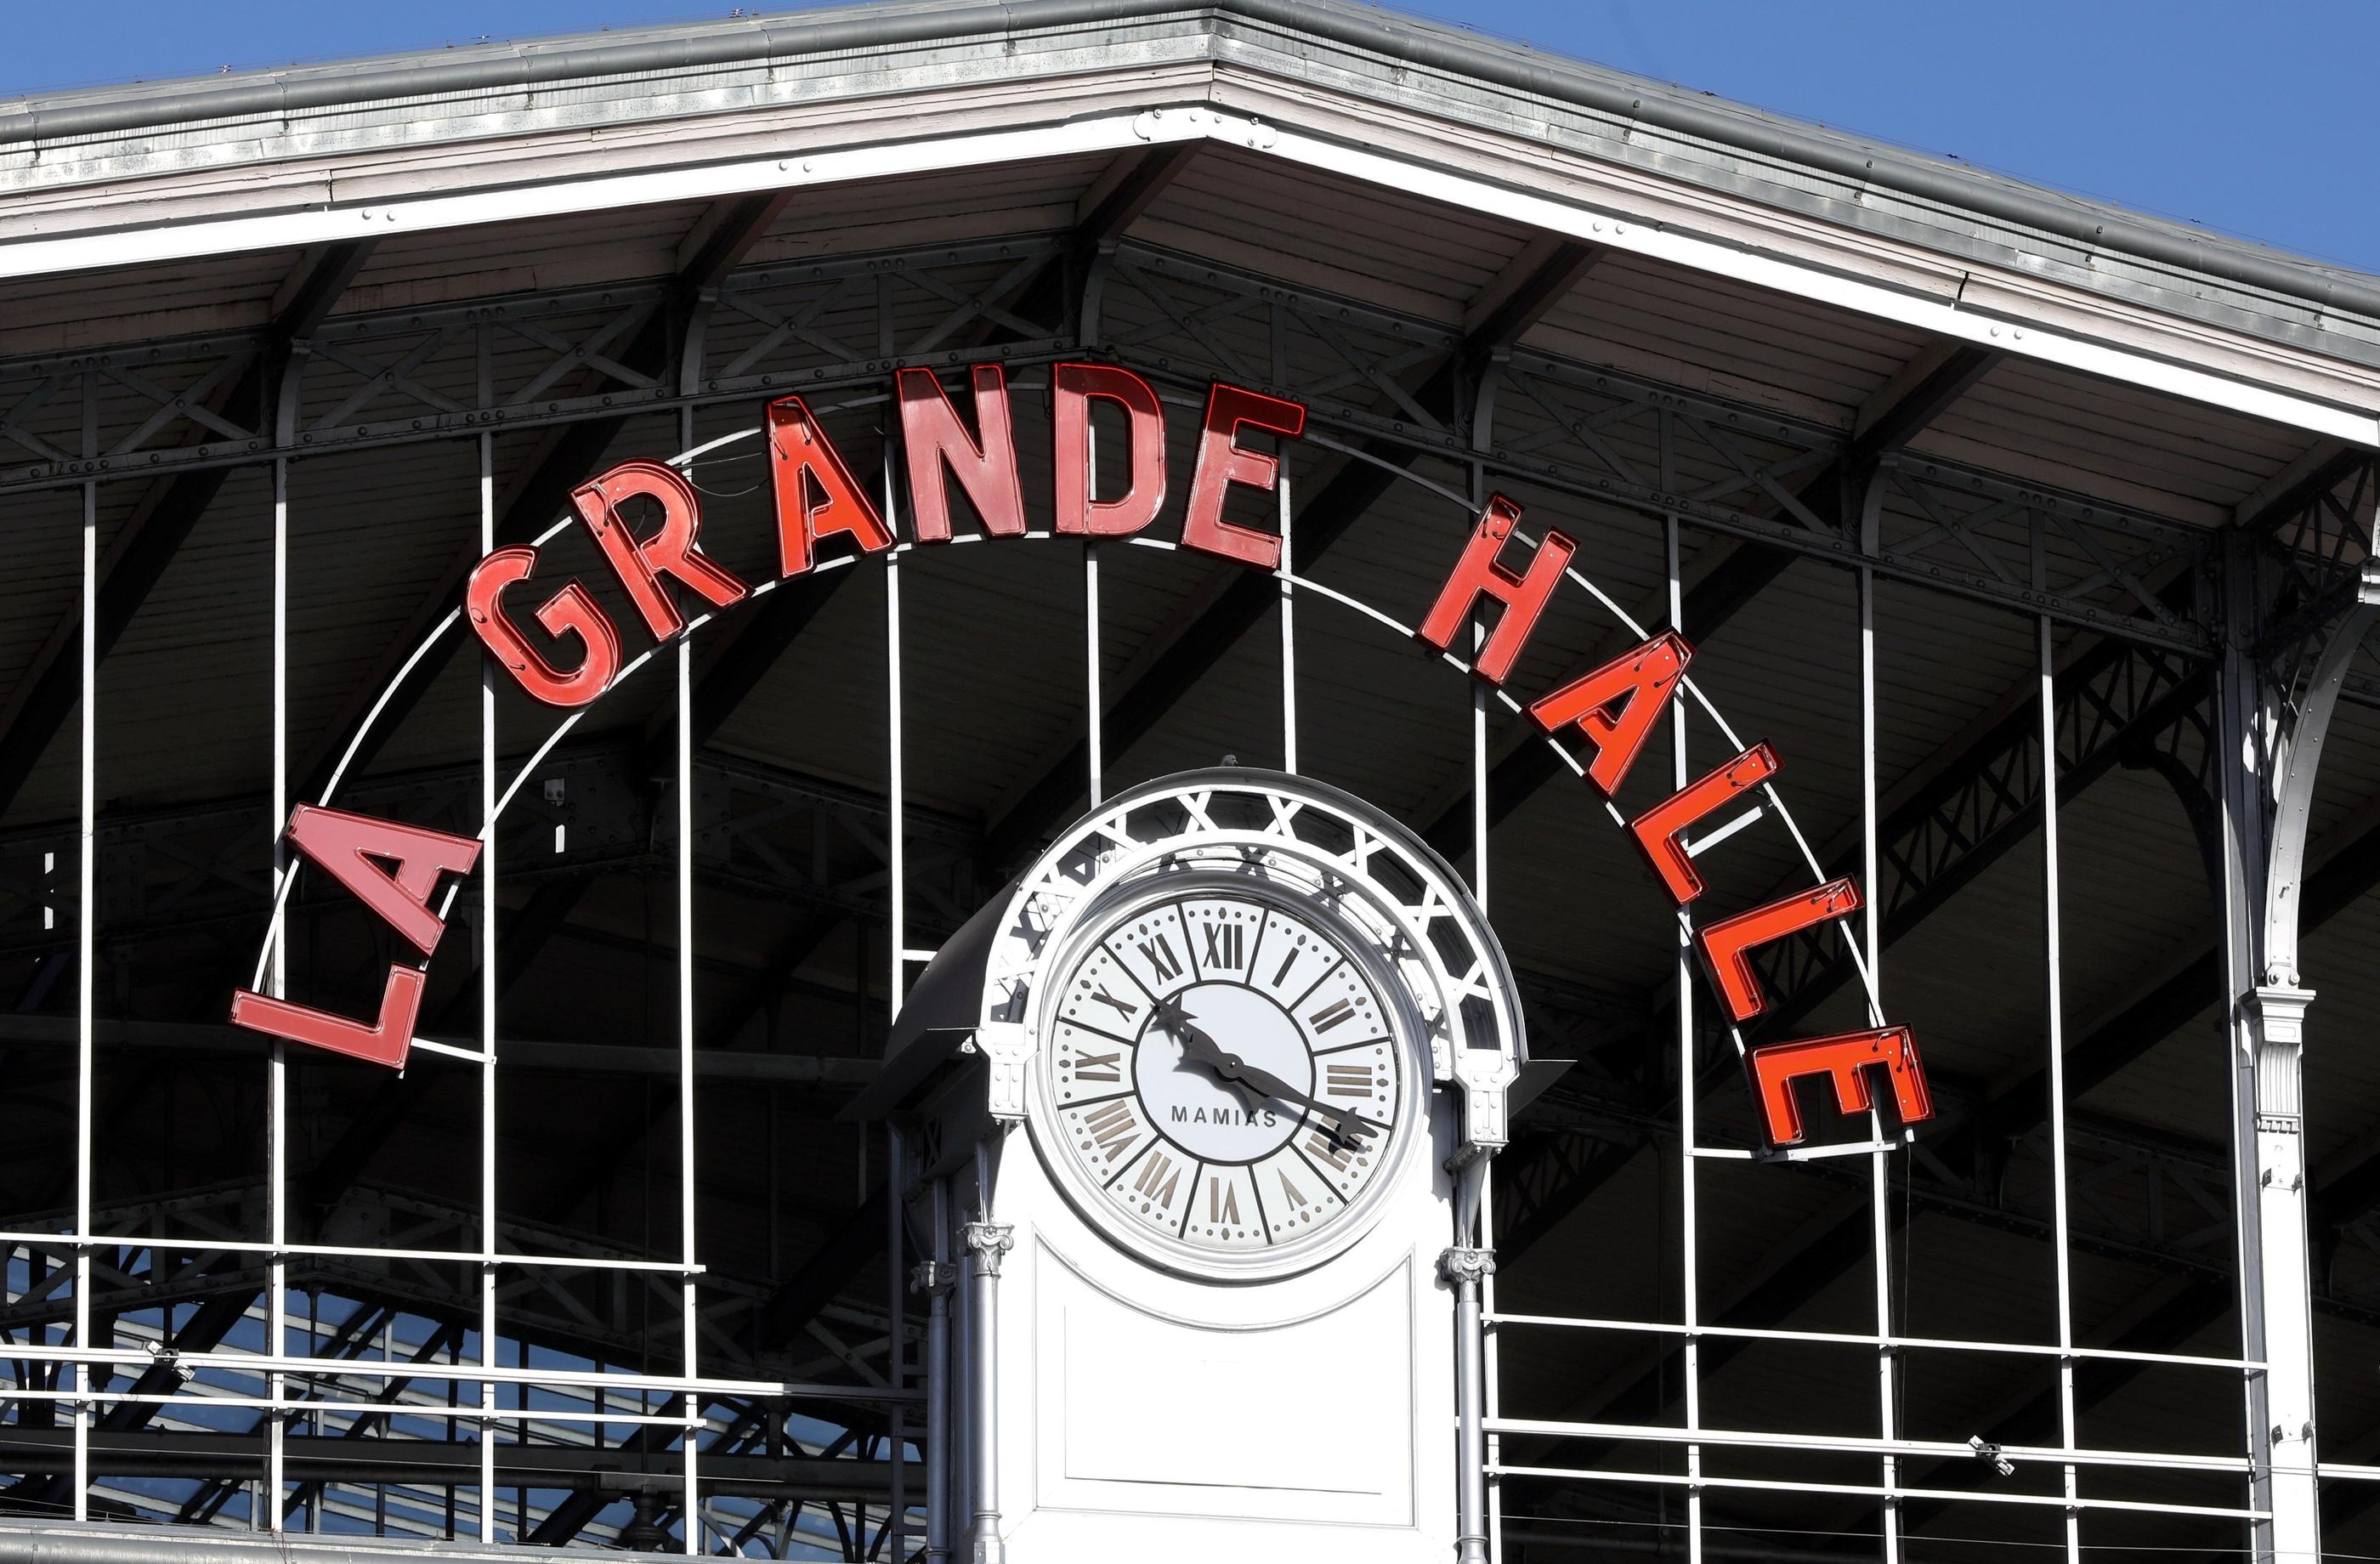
[7,0,2372,274]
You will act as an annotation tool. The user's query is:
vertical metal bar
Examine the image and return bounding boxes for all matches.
[1661,376,1697,1563]
[72,477,94,1525]
[887,453,906,1013]
[1448,1232,1489,1564]
[1471,642,1488,904]
[1278,450,1297,774]
[1480,1155,1504,1564]
[1861,551,1897,1564]
[477,429,498,1544]
[1668,508,1702,1564]
[2039,615,2082,1564]
[887,1128,909,1561]
[1454,388,1492,1564]
[678,407,701,1556]
[927,1176,953,1564]
[963,1144,1009,1564]
[1469,434,1499,1561]
[882,435,910,1564]
[1085,424,1103,807]
[268,452,291,1528]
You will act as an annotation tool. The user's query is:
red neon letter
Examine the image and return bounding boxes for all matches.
[465,547,621,709]
[573,459,749,640]
[284,804,482,956]
[230,966,427,1070]
[1748,1026,1934,1146]
[1630,744,1780,904]
[768,394,893,575]
[1699,878,1862,1023]
[898,365,1025,543]
[1052,362,1167,538]
[1417,496,1575,684]
[1529,631,1692,795]
[1180,382,1306,570]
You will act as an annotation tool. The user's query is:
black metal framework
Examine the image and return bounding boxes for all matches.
[3,208,2377,1560]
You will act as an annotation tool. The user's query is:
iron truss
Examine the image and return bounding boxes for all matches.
[0,748,981,969]
[0,1200,908,1554]
[1090,244,2219,653]
[1488,450,2380,1266]
[1510,1080,2380,1332]
[0,1182,905,1381]
[0,230,2248,653]
[0,741,2318,1323]
[1746,632,2217,1043]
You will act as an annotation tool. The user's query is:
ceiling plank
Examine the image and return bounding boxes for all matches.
[0,241,375,818]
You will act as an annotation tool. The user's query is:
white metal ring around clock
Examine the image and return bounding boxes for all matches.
[976,768,1528,1283]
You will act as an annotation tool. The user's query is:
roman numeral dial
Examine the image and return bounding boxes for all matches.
[1036,884,1414,1265]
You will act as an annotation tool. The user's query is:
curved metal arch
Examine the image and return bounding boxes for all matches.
[245,378,1886,1072]
[975,765,1528,1152]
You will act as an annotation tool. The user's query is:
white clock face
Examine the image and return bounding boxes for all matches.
[1036,880,1418,1274]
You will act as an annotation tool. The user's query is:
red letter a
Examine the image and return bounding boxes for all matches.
[1529,631,1692,795]
[768,395,893,575]
[285,804,482,956]
[228,808,479,1069]
[898,366,1025,543]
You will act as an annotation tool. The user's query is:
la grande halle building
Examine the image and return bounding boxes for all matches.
[3,2,2379,1560]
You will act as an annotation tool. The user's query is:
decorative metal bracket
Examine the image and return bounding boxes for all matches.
[959,1221,1014,1278]
[1437,1245,1497,1287]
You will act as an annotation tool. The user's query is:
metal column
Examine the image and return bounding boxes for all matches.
[2213,530,2337,1562]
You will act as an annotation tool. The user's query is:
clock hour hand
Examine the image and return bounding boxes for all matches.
[1151,997,1261,1109]
[1155,999,1373,1149]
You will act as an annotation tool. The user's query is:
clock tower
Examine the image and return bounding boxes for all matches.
[857,770,1553,1562]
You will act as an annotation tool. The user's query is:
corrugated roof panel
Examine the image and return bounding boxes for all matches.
[1918,360,2304,525]
[340,197,714,309]
[1541,251,1929,426]
[0,247,292,354]
[1136,145,1533,324]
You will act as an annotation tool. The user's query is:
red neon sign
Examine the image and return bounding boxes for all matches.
[1528,630,1692,795]
[246,358,1930,1149]
[229,806,479,1071]
[1410,496,1930,1142]
[572,458,750,639]
[1416,495,1575,685]
[1052,362,1170,538]
[463,547,620,709]
[1748,1027,1933,1146]
[899,365,1027,543]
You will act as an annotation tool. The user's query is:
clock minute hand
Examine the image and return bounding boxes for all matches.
[1223,1056,1374,1149]
[1159,1001,1371,1148]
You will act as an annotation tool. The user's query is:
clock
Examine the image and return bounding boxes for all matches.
[872,768,1537,1561]
[1035,876,1424,1277]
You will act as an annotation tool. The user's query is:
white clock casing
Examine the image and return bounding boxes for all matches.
[1031,873,1429,1281]
[949,769,1525,1563]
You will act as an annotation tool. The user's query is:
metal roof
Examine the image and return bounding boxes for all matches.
[3,0,2379,413]
[3,0,2373,324]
